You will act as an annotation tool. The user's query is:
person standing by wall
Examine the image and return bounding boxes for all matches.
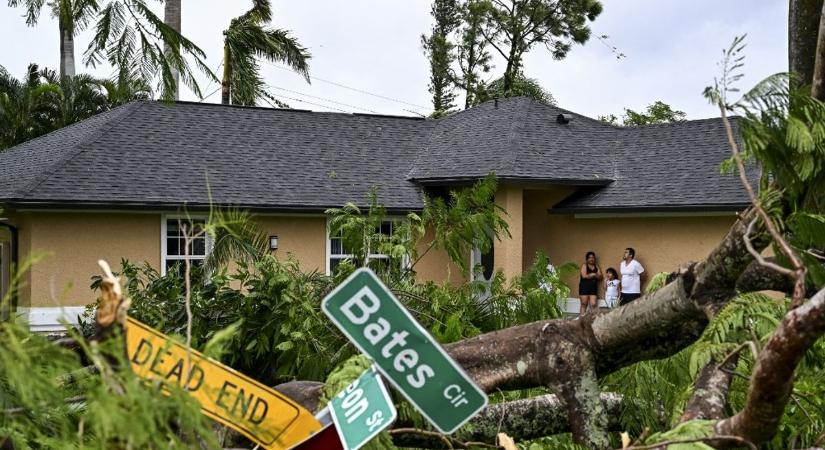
[578,251,602,314]
[619,247,645,305]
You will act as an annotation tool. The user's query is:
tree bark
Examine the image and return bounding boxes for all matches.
[59,17,75,79]
[811,1,825,100]
[789,0,824,86]
[163,0,182,100]
[680,356,738,422]
[221,43,231,105]
[715,286,825,444]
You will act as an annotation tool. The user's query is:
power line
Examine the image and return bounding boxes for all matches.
[266,84,381,114]
[264,92,350,113]
[267,62,430,112]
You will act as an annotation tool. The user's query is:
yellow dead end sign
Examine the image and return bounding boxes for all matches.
[125,318,322,449]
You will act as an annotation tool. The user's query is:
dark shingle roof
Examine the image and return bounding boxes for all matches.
[409,97,614,185]
[550,118,751,212]
[0,97,749,213]
[0,101,434,212]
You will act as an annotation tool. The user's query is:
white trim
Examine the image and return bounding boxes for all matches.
[160,214,211,275]
[16,306,87,333]
[573,211,737,219]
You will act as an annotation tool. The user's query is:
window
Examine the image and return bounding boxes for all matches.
[327,220,395,275]
[161,217,210,276]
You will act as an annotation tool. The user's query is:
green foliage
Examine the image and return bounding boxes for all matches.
[86,256,351,385]
[598,101,687,126]
[645,272,671,294]
[421,174,510,274]
[477,0,602,95]
[453,0,493,109]
[422,0,460,115]
[643,420,716,450]
[0,321,219,449]
[223,0,310,106]
[0,63,149,150]
[82,0,214,101]
[473,72,556,106]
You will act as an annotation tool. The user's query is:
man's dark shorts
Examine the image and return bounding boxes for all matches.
[619,293,642,306]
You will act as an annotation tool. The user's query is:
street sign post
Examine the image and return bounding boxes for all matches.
[125,318,322,450]
[321,268,487,434]
[328,365,396,450]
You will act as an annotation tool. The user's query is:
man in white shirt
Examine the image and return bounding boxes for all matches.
[619,247,645,305]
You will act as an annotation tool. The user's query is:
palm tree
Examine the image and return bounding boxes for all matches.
[8,0,214,101]
[0,64,60,149]
[83,0,214,101]
[221,0,310,105]
[7,0,99,79]
[163,0,181,99]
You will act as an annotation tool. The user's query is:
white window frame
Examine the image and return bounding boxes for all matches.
[326,217,406,275]
[160,215,212,276]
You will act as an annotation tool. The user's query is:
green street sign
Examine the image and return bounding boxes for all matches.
[328,365,396,450]
[321,268,487,434]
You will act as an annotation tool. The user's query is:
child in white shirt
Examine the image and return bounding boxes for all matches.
[604,267,621,308]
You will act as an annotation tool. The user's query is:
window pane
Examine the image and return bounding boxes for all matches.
[379,221,393,236]
[190,237,206,256]
[167,220,180,237]
[330,258,342,274]
[330,237,342,255]
[167,237,180,256]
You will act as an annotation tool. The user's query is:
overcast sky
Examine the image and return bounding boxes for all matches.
[0,0,787,120]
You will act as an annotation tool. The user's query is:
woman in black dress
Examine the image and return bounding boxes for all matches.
[578,251,602,314]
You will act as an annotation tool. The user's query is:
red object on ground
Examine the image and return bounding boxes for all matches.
[289,423,344,450]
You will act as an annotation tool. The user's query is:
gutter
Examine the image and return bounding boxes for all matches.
[0,221,18,321]
[547,203,751,215]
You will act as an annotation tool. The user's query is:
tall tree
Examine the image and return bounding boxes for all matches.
[422,0,460,116]
[7,0,99,79]
[453,0,493,109]
[478,0,602,95]
[83,0,213,101]
[221,0,310,106]
[163,0,182,99]
[789,0,824,90]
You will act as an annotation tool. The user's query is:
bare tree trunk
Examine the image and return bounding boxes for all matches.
[221,43,231,105]
[164,0,182,100]
[789,0,824,85]
[59,18,75,79]
[811,1,825,100]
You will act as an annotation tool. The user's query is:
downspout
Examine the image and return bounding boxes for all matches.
[0,222,18,321]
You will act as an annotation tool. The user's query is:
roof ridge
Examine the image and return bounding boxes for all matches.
[12,102,146,199]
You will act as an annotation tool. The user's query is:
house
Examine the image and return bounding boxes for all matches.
[0,97,748,331]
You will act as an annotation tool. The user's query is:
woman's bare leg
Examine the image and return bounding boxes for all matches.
[579,296,588,314]
[589,295,598,310]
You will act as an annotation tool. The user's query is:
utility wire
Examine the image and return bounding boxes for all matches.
[266,84,381,114]
[267,62,430,112]
[264,93,350,113]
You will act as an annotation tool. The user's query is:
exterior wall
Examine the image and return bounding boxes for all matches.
[494,184,524,279]
[255,215,327,273]
[523,189,737,298]
[24,212,160,308]
[414,226,466,285]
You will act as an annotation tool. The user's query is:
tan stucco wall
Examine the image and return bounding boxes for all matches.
[8,211,465,309]
[494,184,525,279]
[523,189,737,297]
[17,212,160,308]
[255,215,327,273]
[414,226,466,285]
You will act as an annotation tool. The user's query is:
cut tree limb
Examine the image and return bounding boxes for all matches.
[680,356,738,422]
